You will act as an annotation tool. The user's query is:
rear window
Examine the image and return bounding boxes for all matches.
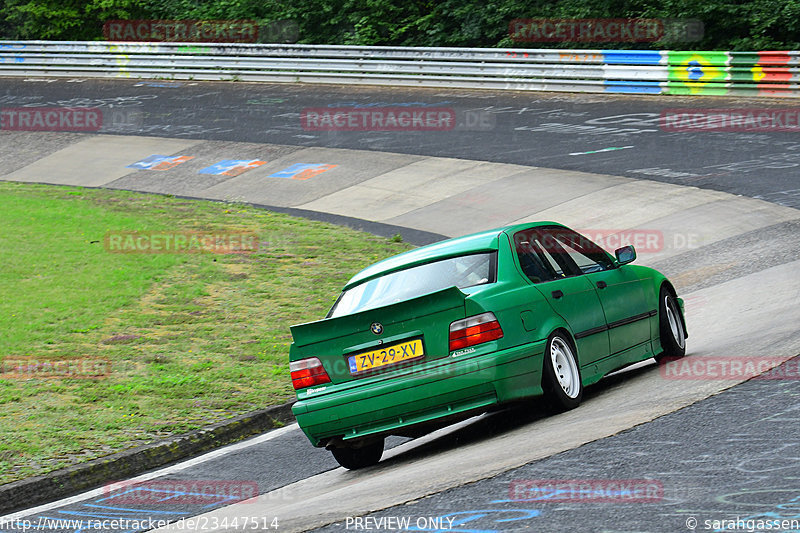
[328,252,496,318]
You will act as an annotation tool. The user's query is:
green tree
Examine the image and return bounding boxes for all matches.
[1,0,799,50]
[3,0,148,40]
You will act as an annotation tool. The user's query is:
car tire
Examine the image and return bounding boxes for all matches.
[542,331,583,412]
[330,439,384,470]
[655,286,686,363]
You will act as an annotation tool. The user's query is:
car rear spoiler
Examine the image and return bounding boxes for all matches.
[289,286,467,349]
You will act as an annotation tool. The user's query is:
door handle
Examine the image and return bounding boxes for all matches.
[596,281,607,289]
[551,290,563,299]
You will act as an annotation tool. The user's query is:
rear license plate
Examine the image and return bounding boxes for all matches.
[348,338,424,374]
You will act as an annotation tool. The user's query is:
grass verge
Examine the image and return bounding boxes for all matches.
[0,181,412,485]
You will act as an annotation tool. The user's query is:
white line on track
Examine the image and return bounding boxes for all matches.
[0,423,299,522]
[569,145,634,156]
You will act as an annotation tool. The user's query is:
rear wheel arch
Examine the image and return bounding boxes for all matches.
[533,311,574,345]
[541,327,583,412]
[548,327,578,357]
[550,327,581,377]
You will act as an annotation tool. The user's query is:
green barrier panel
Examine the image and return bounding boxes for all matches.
[667,51,730,66]
[729,52,761,67]
[664,81,731,96]
[664,80,799,97]
[731,51,797,66]
[667,51,732,94]
[725,67,796,82]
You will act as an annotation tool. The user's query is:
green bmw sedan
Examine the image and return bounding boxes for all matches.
[289,222,687,469]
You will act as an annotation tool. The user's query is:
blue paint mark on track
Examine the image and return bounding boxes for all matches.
[198,159,265,176]
[268,163,336,180]
[127,155,193,171]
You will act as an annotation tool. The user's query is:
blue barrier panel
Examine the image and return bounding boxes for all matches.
[604,80,663,93]
[602,50,663,65]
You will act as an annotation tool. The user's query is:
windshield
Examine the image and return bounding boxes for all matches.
[328,252,496,318]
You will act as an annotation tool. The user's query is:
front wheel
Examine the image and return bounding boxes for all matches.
[655,287,686,362]
[330,438,384,470]
[542,332,583,412]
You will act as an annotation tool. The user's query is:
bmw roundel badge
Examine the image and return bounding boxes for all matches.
[370,322,383,335]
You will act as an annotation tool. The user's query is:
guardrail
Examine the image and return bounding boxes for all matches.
[1,41,798,97]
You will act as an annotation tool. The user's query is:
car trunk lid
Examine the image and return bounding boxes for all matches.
[290,286,467,384]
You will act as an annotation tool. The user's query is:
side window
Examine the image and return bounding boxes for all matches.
[533,239,566,276]
[544,227,615,274]
[513,230,563,283]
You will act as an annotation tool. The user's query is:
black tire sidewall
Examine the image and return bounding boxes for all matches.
[657,286,686,361]
[542,331,583,411]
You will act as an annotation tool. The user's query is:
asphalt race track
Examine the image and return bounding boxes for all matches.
[2,78,800,209]
[0,77,799,533]
[315,355,800,533]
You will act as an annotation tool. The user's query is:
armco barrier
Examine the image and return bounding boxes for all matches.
[0,41,798,97]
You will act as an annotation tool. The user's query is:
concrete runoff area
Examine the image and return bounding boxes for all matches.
[104,142,305,195]
[200,147,425,207]
[1,132,798,531]
[297,159,524,221]
[384,167,632,237]
[2,132,797,268]
[3,135,202,187]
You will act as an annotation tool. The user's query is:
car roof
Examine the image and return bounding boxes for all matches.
[344,221,565,289]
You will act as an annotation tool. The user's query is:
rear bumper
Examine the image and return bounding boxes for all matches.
[292,340,546,446]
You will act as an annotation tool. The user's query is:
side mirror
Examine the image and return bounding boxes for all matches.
[615,245,636,265]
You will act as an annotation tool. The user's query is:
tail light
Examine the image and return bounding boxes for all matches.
[290,357,331,390]
[449,312,503,351]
